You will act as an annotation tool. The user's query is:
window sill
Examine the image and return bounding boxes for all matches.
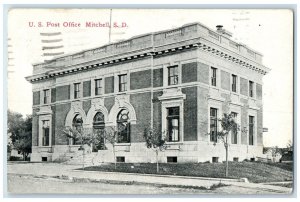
[165,141,183,145]
[249,97,257,101]
[209,86,219,90]
[230,91,239,96]
[115,143,131,146]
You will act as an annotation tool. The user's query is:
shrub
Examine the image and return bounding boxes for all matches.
[9,156,23,161]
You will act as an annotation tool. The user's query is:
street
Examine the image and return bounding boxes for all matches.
[6,162,293,195]
[7,174,213,194]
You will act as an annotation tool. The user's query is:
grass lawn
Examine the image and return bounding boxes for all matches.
[82,161,293,183]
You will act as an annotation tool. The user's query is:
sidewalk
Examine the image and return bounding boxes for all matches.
[7,162,292,194]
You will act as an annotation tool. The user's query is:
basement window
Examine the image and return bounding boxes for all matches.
[212,157,219,163]
[167,156,178,163]
[116,156,125,163]
[42,157,47,162]
[250,158,255,162]
[233,157,239,162]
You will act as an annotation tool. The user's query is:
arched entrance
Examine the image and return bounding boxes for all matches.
[71,114,83,145]
[93,112,106,151]
[117,109,130,143]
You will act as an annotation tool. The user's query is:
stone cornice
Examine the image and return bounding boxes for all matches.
[26,41,270,84]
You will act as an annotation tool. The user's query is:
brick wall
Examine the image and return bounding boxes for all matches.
[105,76,114,94]
[56,85,70,101]
[83,100,91,114]
[32,113,39,146]
[256,83,262,100]
[33,91,40,105]
[51,88,56,103]
[240,77,248,96]
[221,70,230,91]
[197,62,209,84]
[130,69,151,90]
[130,92,151,143]
[51,106,56,145]
[240,98,248,144]
[153,68,163,87]
[221,93,231,113]
[83,80,91,97]
[54,103,71,145]
[182,62,197,83]
[104,97,115,113]
[182,87,197,141]
[256,107,263,146]
[153,91,163,132]
[198,86,209,141]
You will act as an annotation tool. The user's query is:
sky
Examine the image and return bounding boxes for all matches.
[7,9,293,147]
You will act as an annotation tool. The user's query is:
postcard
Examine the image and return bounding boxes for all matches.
[6,8,294,195]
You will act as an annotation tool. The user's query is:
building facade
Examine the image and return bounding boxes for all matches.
[26,22,270,163]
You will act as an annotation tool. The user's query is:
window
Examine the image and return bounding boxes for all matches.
[231,112,238,144]
[167,157,178,163]
[42,120,50,146]
[249,81,254,97]
[212,157,219,163]
[249,116,254,145]
[117,109,130,143]
[167,107,180,142]
[93,112,105,151]
[211,67,217,86]
[210,108,218,142]
[118,74,127,92]
[232,75,237,93]
[74,83,80,99]
[168,66,178,85]
[72,115,83,145]
[116,156,125,163]
[43,89,50,104]
[95,79,103,95]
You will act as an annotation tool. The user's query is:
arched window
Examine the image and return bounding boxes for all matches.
[93,112,105,129]
[71,114,83,145]
[73,114,83,131]
[117,109,130,143]
[93,112,106,151]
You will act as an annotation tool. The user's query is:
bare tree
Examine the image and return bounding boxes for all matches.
[213,113,239,177]
[144,127,168,173]
[286,140,293,152]
[62,127,100,169]
[100,126,119,169]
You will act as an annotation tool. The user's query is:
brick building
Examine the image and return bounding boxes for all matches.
[26,22,270,163]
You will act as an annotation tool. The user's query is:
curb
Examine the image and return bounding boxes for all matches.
[71,169,248,183]
[8,173,223,190]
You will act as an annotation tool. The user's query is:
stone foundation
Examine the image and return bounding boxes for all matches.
[31,141,263,163]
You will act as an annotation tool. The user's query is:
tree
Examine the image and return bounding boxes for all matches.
[7,110,24,143]
[213,113,239,177]
[7,110,32,161]
[62,126,119,169]
[62,127,100,169]
[100,126,118,169]
[286,140,293,152]
[144,127,168,173]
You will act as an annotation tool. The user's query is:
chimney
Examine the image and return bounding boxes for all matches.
[216,25,223,32]
[216,25,232,38]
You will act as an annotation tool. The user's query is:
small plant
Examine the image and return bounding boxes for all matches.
[144,127,168,173]
[211,113,240,177]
